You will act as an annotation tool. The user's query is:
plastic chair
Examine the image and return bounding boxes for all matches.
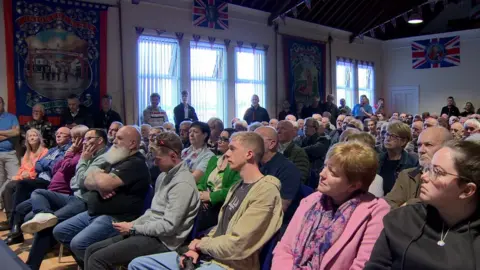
[142,185,154,214]
[260,232,280,270]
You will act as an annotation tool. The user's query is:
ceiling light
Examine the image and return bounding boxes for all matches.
[408,12,423,24]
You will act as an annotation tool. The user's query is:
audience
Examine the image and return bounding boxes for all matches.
[243,94,270,124]
[323,94,339,122]
[234,120,248,132]
[22,103,54,148]
[179,121,192,149]
[256,126,301,224]
[53,126,150,267]
[450,121,464,140]
[142,93,169,127]
[463,118,480,138]
[304,96,323,116]
[173,90,198,133]
[367,118,377,137]
[107,121,123,147]
[460,101,475,117]
[196,128,240,232]
[330,114,345,145]
[285,114,297,122]
[277,120,310,184]
[269,118,279,129]
[338,98,352,115]
[248,121,263,132]
[273,142,389,269]
[423,117,439,129]
[405,120,423,154]
[18,127,106,269]
[163,122,175,133]
[299,117,330,176]
[84,132,200,269]
[352,95,373,120]
[181,121,215,182]
[366,140,480,270]
[378,121,418,194]
[207,118,224,153]
[129,132,283,270]
[60,94,93,128]
[384,127,452,209]
[440,96,460,117]
[278,99,293,120]
[94,94,122,130]
[373,98,385,115]
[140,124,151,148]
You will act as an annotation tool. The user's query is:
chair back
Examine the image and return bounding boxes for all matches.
[260,232,280,270]
[142,185,154,214]
[299,184,314,199]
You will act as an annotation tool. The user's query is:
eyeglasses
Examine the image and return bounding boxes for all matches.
[83,136,100,141]
[385,132,402,140]
[217,137,229,143]
[422,165,465,182]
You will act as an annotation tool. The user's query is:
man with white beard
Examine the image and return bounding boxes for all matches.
[52,126,150,268]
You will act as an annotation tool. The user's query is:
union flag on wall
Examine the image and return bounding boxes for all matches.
[193,0,228,30]
[412,36,460,69]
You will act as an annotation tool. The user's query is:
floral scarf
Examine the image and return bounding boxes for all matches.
[292,192,363,270]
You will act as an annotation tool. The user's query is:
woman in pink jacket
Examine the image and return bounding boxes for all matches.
[273,141,390,270]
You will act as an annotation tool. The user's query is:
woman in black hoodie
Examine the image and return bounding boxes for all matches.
[365,140,480,270]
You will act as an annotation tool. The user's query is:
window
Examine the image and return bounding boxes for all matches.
[335,58,375,109]
[358,63,374,104]
[235,48,266,119]
[335,59,355,109]
[137,36,180,123]
[190,42,226,122]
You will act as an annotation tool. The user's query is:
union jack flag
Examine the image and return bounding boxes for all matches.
[193,0,228,30]
[412,36,460,69]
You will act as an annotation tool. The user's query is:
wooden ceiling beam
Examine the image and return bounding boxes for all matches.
[332,0,370,28]
[313,0,339,24]
[321,0,356,26]
[342,0,379,30]
[304,0,327,21]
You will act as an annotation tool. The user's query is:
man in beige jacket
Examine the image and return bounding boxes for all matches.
[384,126,452,209]
[128,131,283,270]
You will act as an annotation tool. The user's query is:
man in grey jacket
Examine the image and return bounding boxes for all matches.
[83,132,200,269]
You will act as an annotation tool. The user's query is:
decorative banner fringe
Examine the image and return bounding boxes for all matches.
[305,0,311,9]
[358,34,364,40]
[380,24,386,33]
[391,18,397,28]
[251,42,257,53]
[224,39,231,49]
[135,26,144,36]
[237,40,244,52]
[280,14,286,25]
[263,44,269,52]
[369,29,375,38]
[430,1,436,12]
[403,12,409,22]
[292,6,298,18]
[175,32,184,43]
[192,34,201,47]
[208,36,216,48]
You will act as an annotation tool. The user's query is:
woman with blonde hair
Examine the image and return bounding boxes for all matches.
[273,141,390,269]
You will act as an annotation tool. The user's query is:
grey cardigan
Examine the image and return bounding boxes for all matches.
[133,162,200,250]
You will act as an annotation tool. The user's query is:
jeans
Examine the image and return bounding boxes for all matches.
[8,178,50,227]
[2,181,17,220]
[85,235,170,270]
[53,211,119,266]
[24,191,87,270]
[0,151,20,203]
[128,252,226,270]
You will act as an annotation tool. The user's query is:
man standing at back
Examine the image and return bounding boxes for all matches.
[0,97,20,209]
[128,132,283,270]
[173,91,198,133]
[143,93,169,127]
[60,94,93,128]
[95,94,122,130]
[385,126,453,208]
[243,94,270,124]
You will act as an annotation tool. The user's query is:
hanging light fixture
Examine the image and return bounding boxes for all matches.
[408,7,423,24]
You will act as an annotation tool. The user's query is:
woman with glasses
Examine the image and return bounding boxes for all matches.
[196,128,240,232]
[365,140,480,270]
[377,121,418,194]
[273,141,390,270]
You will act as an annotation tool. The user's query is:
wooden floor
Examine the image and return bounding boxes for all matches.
[0,212,78,270]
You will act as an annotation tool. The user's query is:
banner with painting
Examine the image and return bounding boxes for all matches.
[3,0,108,125]
[283,35,326,110]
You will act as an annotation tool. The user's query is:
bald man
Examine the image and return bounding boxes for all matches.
[276,120,310,184]
[450,122,464,140]
[423,117,438,129]
[385,126,453,209]
[256,127,301,223]
[53,125,151,267]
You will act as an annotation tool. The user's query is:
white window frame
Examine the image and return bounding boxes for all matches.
[335,57,375,108]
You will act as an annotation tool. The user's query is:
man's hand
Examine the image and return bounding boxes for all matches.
[188,239,201,251]
[21,172,30,179]
[199,191,210,202]
[180,250,200,268]
[112,222,133,235]
[100,190,116,200]
[81,144,96,160]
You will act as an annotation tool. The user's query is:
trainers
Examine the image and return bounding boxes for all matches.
[21,213,58,234]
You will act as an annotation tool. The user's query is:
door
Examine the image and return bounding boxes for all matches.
[389,86,419,115]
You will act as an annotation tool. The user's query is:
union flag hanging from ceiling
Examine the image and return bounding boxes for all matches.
[412,36,460,69]
[193,0,228,30]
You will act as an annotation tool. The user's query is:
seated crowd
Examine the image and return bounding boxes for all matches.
[0,93,479,270]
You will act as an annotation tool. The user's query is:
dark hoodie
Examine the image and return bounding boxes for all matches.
[365,203,480,270]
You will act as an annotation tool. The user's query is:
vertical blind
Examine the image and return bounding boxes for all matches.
[336,59,355,108]
[235,48,266,119]
[358,63,375,105]
[137,35,180,123]
[190,42,226,122]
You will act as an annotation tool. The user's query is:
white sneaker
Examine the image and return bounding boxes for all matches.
[21,213,58,234]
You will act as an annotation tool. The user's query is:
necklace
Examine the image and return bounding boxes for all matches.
[437,223,450,247]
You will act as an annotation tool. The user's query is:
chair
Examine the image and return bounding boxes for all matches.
[299,184,314,199]
[307,169,319,189]
[260,232,280,270]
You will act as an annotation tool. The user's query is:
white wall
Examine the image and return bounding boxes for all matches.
[0,0,383,124]
[382,29,480,115]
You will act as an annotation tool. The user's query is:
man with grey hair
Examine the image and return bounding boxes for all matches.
[107,121,123,147]
[299,117,330,178]
[22,103,54,147]
[463,118,480,138]
[179,121,192,149]
[385,126,453,209]
[248,122,263,132]
[450,122,464,141]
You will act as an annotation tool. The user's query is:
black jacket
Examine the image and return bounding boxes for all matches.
[60,105,93,127]
[365,203,480,270]
[322,102,339,122]
[94,109,122,130]
[440,105,460,117]
[300,133,330,175]
[173,103,198,131]
[243,105,270,124]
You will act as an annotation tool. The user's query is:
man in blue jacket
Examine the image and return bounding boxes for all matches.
[0,127,71,231]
